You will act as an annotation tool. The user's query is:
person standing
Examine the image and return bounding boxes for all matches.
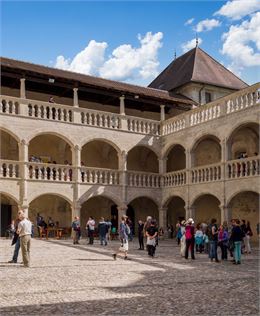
[8,216,21,264]
[86,216,95,245]
[71,216,81,244]
[218,224,229,260]
[112,216,129,260]
[244,221,253,254]
[146,219,158,258]
[231,219,244,264]
[184,218,195,260]
[208,218,219,263]
[137,220,144,250]
[98,217,108,246]
[17,211,32,268]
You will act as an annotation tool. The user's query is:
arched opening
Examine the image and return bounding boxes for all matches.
[29,134,72,164]
[0,193,19,237]
[80,196,118,237]
[127,197,159,232]
[192,194,221,225]
[228,191,259,241]
[81,140,119,169]
[166,145,186,172]
[127,146,159,173]
[191,136,221,167]
[0,129,19,160]
[227,123,259,160]
[29,194,72,236]
[166,196,186,229]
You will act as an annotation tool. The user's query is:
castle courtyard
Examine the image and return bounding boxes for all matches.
[0,238,258,316]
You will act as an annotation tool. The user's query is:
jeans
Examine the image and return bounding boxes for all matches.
[100,234,107,245]
[234,241,242,263]
[13,237,20,262]
[219,241,228,260]
[88,230,94,244]
[209,240,218,261]
[138,235,144,249]
[147,245,155,256]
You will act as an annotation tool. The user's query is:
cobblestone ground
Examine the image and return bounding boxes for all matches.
[0,237,259,316]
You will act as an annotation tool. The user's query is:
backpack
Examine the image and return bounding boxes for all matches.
[185,226,192,239]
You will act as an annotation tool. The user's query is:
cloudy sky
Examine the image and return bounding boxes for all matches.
[2,0,260,86]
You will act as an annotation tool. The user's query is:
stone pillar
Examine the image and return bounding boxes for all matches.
[18,140,29,216]
[73,88,79,107]
[20,78,26,99]
[185,149,190,184]
[220,205,231,225]
[158,157,167,174]
[117,204,128,228]
[119,95,125,115]
[221,138,227,179]
[185,206,195,221]
[71,203,81,220]
[159,207,167,232]
[118,151,128,202]
[160,105,165,121]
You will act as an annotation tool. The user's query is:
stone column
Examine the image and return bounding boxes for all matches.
[20,78,26,99]
[159,207,167,232]
[220,205,231,225]
[221,138,227,179]
[158,157,167,174]
[18,140,29,216]
[185,206,195,221]
[117,204,128,228]
[160,105,165,121]
[73,88,79,107]
[118,151,128,203]
[185,149,190,184]
[119,95,125,115]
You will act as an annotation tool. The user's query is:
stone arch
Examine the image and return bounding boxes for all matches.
[0,191,19,205]
[164,195,186,229]
[80,138,121,155]
[28,192,73,205]
[191,193,221,225]
[79,188,121,207]
[190,134,221,167]
[127,145,159,173]
[0,128,20,160]
[226,122,259,160]
[0,192,19,236]
[28,132,73,164]
[226,189,259,208]
[29,193,72,230]
[81,139,120,169]
[227,191,259,241]
[27,130,74,148]
[0,127,20,143]
[165,144,186,172]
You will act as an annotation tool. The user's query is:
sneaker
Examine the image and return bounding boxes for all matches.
[237,261,241,264]
[124,256,131,260]
[8,260,17,263]
[112,254,117,260]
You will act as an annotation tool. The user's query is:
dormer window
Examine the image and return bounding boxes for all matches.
[205,92,212,103]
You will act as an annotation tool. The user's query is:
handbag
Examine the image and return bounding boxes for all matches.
[147,237,156,246]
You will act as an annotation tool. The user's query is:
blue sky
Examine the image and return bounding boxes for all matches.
[1,1,260,86]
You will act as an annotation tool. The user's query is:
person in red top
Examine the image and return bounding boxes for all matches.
[184,218,195,260]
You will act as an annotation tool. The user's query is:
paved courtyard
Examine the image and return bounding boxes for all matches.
[0,237,259,316]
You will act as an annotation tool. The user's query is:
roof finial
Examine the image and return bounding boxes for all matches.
[174,49,177,60]
[195,33,199,47]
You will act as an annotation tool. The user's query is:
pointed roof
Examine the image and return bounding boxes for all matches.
[148,47,248,91]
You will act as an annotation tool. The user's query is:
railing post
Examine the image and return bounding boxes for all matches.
[20,78,26,99]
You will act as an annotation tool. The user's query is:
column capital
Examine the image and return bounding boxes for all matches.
[20,139,29,146]
[74,144,81,151]
[117,204,128,213]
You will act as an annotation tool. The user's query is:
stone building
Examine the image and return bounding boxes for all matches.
[0,47,259,239]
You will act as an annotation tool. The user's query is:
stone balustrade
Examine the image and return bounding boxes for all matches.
[162,170,186,187]
[191,163,222,183]
[28,102,73,122]
[127,171,161,187]
[0,98,19,115]
[127,116,160,135]
[81,110,121,129]
[0,160,20,178]
[161,83,260,136]
[227,156,260,179]
[81,167,120,185]
[28,162,73,182]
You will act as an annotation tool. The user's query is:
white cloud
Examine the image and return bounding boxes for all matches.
[215,0,260,20]
[54,32,163,82]
[181,37,203,52]
[195,19,221,32]
[185,18,194,26]
[221,12,260,73]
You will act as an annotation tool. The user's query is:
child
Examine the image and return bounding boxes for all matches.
[195,225,203,253]
[203,232,209,254]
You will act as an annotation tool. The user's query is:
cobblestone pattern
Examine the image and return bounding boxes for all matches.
[0,238,259,316]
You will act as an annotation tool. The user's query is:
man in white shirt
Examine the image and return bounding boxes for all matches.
[17,210,32,267]
[86,216,95,245]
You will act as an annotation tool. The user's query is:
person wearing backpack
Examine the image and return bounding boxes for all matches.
[184,218,195,260]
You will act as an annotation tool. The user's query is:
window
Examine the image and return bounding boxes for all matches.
[205,92,212,103]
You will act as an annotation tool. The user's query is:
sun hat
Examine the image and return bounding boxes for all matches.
[186,218,194,224]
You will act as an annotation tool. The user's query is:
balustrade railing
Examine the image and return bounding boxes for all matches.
[81,110,121,129]
[227,156,260,179]
[28,102,73,122]
[127,171,161,187]
[81,167,120,185]
[127,117,160,135]
[28,162,73,182]
[191,163,222,183]
[0,98,19,115]
[0,160,20,178]
[162,170,186,187]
